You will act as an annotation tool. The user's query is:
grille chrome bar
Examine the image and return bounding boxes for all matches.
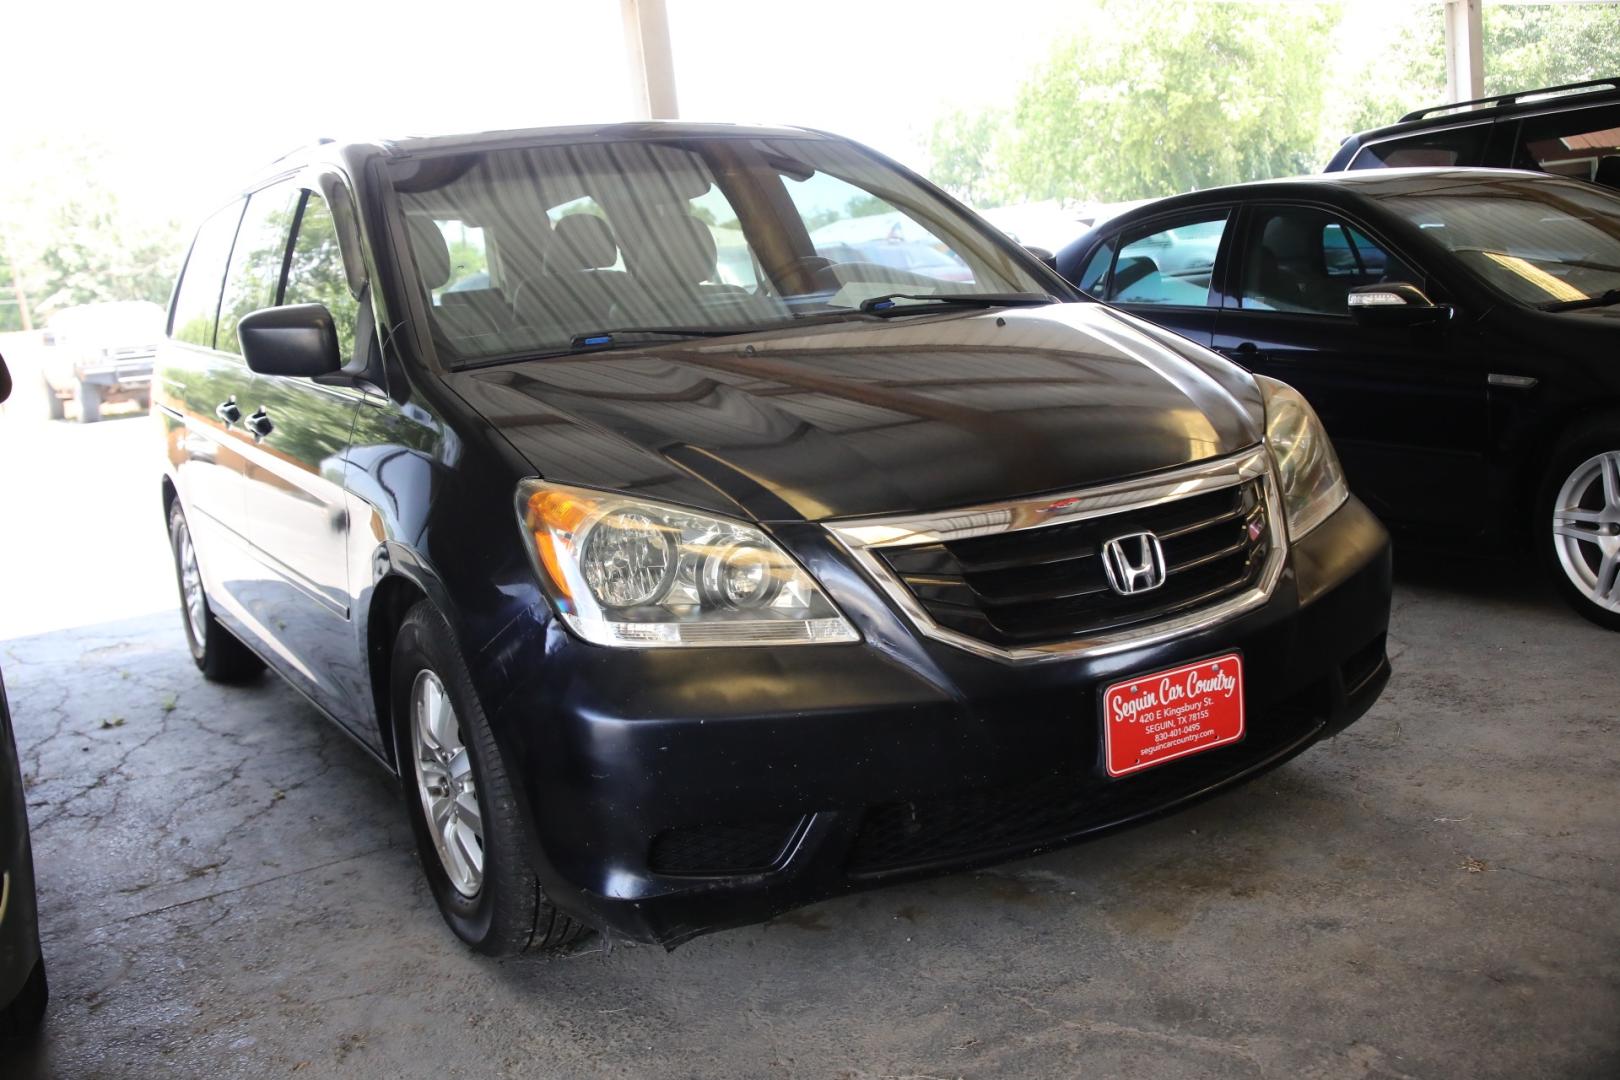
[826,446,1287,663]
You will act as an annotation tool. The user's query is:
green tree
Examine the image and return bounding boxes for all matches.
[1003,0,1340,202]
[928,107,1009,207]
[1484,2,1620,95]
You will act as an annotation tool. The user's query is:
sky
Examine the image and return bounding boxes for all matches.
[6,0,1415,230]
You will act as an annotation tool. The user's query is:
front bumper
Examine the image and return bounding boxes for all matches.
[487,496,1392,947]
[68,356,154,392]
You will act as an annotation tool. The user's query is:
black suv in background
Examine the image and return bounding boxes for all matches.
[1326,77,1620,190]
[1055,168,1620,630]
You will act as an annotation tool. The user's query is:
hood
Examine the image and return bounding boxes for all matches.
[449,303,1264,523]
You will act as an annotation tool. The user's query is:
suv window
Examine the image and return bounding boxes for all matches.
[285,192,358,360]
[1349,124,1490,169]
[1512,105,1620,188]
[1106,213,1227,306]
[170,201,245,348]
[216,183,300,356]
[1240,207,1417,315]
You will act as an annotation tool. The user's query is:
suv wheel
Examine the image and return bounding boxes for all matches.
[0,958,47,1046]
[1539,426,1620,631]
[167,502,265,680]
[390,601,587,956]
[41,376,64,421]
[76,378,101,423]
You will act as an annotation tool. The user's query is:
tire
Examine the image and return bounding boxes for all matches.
[76,378,101,423]
[1537,420,1620,632]
[41,377,64,421]
[167,501,265,680]
[0,958,48,1046]
[390,601,586,956]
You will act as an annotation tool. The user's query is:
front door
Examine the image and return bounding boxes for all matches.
[1212,203,1490,535]
[235,188,363,720]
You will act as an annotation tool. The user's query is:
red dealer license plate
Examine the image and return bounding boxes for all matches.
[1101,653,1245,778]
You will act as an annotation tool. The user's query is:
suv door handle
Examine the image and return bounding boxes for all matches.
[215,399,242,426]
[1232,341,1268,363]
[246,408,274,441]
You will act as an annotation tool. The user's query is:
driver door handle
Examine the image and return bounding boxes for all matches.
[1232,341,1268,363]
[215,398,241,426]
[246,408,274,441]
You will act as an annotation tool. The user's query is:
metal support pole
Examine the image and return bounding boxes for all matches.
[1444,0,1485,103]
[621,0,680,120]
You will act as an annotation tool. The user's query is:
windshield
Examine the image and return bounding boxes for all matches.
[387,135,1053,365]
[1383,179,1620,308]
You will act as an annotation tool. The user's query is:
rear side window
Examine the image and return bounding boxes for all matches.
[216,183,301,355]
[170,201,245,347]
[1239,206,1418,316]
[1106,213,1227,307]
[1511,105,1620,187]
[285,192,358,361]
[1349,124,1490,169]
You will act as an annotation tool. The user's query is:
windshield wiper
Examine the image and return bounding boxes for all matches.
[568,327,754,350]
[857,292,1056,316]
[1540,289,1620,312]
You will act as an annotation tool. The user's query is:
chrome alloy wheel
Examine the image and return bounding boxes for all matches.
[410,669,484,897]
[1551,450,1620,615]
[175,518,208,645]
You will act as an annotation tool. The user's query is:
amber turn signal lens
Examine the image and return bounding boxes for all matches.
[524,489,600,600]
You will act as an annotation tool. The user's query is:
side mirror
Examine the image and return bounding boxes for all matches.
[1347,282,1450,328]
[1024,245,1058,271]
[238,304,342,378]
[0,351,11,404]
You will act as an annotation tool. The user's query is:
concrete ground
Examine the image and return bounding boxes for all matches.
[1,403,1616,1080]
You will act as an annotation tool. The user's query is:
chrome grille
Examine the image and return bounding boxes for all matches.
[827,447,1286,662]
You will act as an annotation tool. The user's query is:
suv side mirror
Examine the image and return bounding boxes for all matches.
[1347,282,1450,328]
[238,304,342,378]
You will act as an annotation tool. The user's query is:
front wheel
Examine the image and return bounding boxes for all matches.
[390,602,586,956]
[75,378,101,423]
[0,958,47,1046]
[1539,432,1620,631]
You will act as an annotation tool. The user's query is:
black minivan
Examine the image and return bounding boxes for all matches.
[157,124,1391,953]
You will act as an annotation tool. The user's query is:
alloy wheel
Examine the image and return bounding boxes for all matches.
[1551,450,1620,615]
[410,669,484,897]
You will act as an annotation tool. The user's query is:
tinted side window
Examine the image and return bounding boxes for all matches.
[217,183,300,355]
[1075,240,1114,295]
[1349,124,1490,169]
[1511,105,1620,187]
[1240,207,1418,316]
[1107,213,1227,306]
[170,201,245,347]
[284,192,358,361]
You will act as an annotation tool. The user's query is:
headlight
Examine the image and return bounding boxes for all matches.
[517,480,859,648]
[1258,376,1347,539]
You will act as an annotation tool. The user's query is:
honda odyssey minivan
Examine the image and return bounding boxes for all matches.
[156,124,1392,953]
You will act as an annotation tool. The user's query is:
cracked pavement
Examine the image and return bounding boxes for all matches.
[2,409,1617,1079]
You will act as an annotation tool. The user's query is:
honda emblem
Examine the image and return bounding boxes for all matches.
[1101,532,1166,595]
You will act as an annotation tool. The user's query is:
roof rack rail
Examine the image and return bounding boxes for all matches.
[1400,77,1619,123]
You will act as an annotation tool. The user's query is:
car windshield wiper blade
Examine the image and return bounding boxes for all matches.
[1539,288,1620,312]
[568,327,753,350]
[856,292,1056,316]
